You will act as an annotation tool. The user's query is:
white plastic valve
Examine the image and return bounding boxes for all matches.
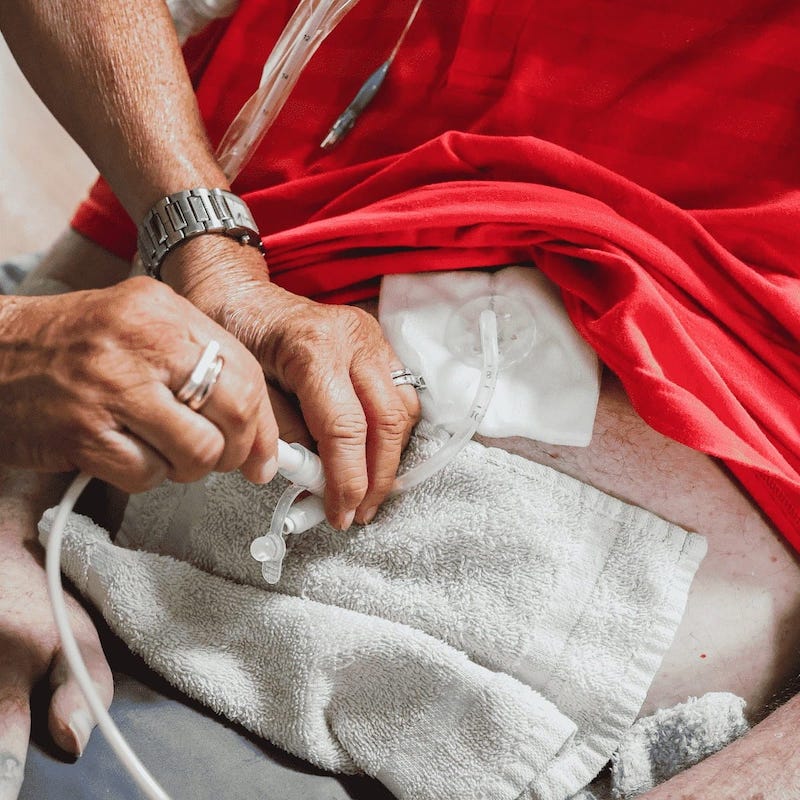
[249,533,287,583]
[276,441,326,494]
[250,533,285,562]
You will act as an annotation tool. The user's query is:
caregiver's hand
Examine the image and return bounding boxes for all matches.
[0,470,113,798]
[162,237,421,530]
[0,277,278,493]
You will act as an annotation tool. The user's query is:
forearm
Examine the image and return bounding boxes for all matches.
[640,693,800,799]
[17,230,133,295]
[0,0,227,224]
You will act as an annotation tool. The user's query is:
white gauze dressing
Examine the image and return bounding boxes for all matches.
[379,267,601,445]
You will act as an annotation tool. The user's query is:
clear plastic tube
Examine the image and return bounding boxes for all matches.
[272,484,306,539]
[216,0,360,180]
[46,472,172,800]
[391,309,498,494]
[256,482,306,584]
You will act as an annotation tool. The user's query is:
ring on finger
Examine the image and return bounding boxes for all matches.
[391,367,426,392]
[187,356,224,410]
[177,340,225,411]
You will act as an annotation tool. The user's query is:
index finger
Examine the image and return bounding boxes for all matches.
[293,367,369,530]
[181,322,280,484]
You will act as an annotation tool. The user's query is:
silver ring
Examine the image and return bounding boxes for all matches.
[177,340,225,410]
[391,367,426,392]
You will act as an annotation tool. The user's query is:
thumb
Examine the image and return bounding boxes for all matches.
[47,632,113,758]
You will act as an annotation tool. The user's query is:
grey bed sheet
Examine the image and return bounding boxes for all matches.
[21,621,390,800]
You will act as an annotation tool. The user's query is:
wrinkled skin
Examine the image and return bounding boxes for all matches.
[161,236,421,530]
[0,277,279,493]
[0,381,311,796]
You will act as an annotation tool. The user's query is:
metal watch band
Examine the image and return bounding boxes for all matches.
[137,188,265,279]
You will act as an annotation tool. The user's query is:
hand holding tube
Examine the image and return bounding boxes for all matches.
[0,278,279,492]
[161,236,420,531]
[276,310,500,538]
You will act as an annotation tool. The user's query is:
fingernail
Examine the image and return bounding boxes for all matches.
[68,709,94,757]
[361,506,378,525]
[338,509,356,531]
[256,457,278,484]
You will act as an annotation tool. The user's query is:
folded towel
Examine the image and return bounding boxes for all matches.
[41,425,706,799]
[42,509,576,799]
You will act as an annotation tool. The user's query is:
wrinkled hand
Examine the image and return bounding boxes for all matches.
[163,238,420,529]
[0,277,278,493]
[0,483,113,800]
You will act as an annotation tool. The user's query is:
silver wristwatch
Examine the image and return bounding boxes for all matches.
[137,188,265,279]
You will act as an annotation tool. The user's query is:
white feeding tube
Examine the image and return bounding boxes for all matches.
[281,309,500,535]
[45,472,172,800]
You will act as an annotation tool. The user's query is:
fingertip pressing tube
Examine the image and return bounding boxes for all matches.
[282,309,500,535]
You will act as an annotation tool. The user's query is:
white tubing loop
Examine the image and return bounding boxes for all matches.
[45,472,172,800]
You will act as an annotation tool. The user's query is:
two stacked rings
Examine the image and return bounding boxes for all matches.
[176,340,225,411]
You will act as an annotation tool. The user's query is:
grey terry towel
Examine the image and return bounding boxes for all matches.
[41,424,707,799]
[610,692,749,798]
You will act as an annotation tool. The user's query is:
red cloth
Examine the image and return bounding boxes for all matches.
[71,0,800,547]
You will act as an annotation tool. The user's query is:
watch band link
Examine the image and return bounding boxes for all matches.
[137,188,265,279]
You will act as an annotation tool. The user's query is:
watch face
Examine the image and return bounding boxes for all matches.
[224,194,257,229]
